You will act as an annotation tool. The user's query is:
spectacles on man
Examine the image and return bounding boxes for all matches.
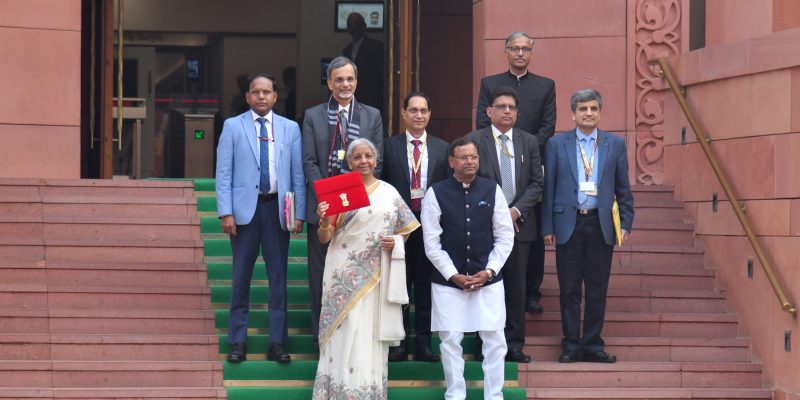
[506,46,532,54]
[491,104,518,112]
[452,154,479,161]
[405,108,429,115]
[248,89,275,97]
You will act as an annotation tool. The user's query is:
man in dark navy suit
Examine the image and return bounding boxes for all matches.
[383,92,449,362]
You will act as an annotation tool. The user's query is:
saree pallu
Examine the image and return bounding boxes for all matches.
[313,181,419,399]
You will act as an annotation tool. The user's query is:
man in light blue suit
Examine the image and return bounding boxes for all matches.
[542,89,634,364]
[216,72,306,364]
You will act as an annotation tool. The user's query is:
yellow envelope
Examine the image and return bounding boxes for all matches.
[612,199,623,246]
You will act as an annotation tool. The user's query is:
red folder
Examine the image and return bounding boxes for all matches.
[313,172,371,216]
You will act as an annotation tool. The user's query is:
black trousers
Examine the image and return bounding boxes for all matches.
[504,238,532,352]
[555,213,614,353]
[307,223,329,347]
[398,221,434,350]
[526,202,545,302]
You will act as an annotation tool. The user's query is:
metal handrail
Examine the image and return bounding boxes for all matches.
[655,58,796,317]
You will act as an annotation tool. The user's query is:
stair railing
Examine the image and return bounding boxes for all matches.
[654,58,797,317]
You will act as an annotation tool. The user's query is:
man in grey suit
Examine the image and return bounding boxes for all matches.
[382,92,448,362]
[466,86,543,363]
[216,72,306,363]
[302,56,384,350]
[541,89,634,364]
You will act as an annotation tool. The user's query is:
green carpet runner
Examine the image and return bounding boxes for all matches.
[193,178,526,399]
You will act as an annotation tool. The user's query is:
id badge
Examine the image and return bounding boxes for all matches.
[580,181,598,196]
[337,150,346,160]
[410,187,426,199]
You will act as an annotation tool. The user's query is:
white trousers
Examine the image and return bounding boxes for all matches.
[439,330,507,400]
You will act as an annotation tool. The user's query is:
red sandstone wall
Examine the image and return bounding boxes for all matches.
[0,0,81,178]
[662,2,800,394]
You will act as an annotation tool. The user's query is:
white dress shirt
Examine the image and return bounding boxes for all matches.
[405,131,429,192]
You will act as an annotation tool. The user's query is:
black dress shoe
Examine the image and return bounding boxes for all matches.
[388,345,408,361]
[583,350,617,363]
[505,348,531,363]
[267,344,291,363]
[525,299,544,314]
[558,350,580,363]
[415,346,440,362]
[227,342,246,363]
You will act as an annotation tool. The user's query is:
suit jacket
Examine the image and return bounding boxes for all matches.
[476,71,556,156]
[466,127,544,242]
[344,36,385,113]
[382,132,450,208]
[541,129,634,246]
[302,101,384,225]
[215,110,307,229]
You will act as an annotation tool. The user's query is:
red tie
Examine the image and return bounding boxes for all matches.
[410,139,422,211]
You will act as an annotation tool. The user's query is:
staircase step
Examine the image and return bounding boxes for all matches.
[44,261,208,287]
[0,334,218,361]
[525,312,740,338]
[223,360,517,381]
[203,238,306,258]
[41,217,201,241]
[540,265,717,291]
[629,185,677,203]
[37,284,212,310]
[0,308,49,334]
[41,239,204,263]
[50,387,226,399]
[519,362,762,389]
[525,387,772,399]
[522,337,750,363]
[0,362,51,387]
[46,361,222,388]
[225,386,525,399]
[46,309,215,335]
[207,262,307,282]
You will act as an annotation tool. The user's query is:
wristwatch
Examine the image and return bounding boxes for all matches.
[485,268,495,281]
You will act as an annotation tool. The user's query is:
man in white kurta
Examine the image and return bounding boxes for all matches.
[421,137,515,400]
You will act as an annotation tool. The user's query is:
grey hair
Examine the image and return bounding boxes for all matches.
[570,89,603,112]
[345,138,378,161]
[327,56,359,80]
[504,32,534,48]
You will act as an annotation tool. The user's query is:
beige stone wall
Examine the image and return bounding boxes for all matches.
[0,0,82,178]
[662,2,800,394]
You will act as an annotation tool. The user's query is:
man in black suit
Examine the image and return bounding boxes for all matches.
[302,56,384,351]
[383,92,449,362]
[476,31,556,315]
[467,86,544,363]
[343,12,384,115]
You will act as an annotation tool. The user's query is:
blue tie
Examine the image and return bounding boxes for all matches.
[257,117,271,193]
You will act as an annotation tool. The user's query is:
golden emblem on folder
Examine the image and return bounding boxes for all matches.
[339,193,350,207]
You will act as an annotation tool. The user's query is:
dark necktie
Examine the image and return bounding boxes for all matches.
[410,139,422,211]
[338,109,349,140]
[257,117,271,193]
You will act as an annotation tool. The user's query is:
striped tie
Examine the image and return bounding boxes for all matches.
[257,117,271,193]
[499,134,514,204]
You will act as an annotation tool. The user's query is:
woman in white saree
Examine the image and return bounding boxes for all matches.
[312,138,419,399]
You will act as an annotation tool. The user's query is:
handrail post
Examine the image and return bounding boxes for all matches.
[654,58,797,317]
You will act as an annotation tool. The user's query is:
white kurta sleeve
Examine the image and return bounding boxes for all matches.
[421,188,459,281]
[486,185,514,273]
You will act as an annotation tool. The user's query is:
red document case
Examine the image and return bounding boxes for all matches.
[313,172,371,216]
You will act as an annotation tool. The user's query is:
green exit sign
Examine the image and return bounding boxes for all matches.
[194,130,205,140]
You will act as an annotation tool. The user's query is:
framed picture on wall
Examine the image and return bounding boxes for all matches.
[335,2,384,32]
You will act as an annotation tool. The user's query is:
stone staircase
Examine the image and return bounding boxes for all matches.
[519,185,771,399]
[0,178,225,400]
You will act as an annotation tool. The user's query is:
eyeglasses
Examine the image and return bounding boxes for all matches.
[491,104,518,112]
[248,89,275,97]
[506,46,532,54]
[452,155,479,161]
[405,108,429,115]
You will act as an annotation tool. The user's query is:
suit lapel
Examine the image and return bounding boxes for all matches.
[512,129,523,191]
[596,130,609,184]
[240,113,259,163]
[565,132,579,185]
[397,135,411,184]
[481,128,501,182]
[273,116,284,175]
[425,139,439,184]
